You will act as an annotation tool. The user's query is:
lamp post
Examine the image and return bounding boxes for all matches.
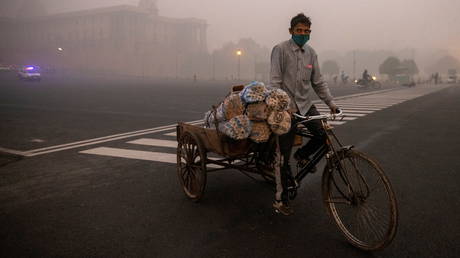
[236,49,242,81]
[212,51,215,80]
[57,47,64,76]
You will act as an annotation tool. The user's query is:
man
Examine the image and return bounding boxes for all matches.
[270,13,339,215]
[362,69,371,83]
[340,70,348,85]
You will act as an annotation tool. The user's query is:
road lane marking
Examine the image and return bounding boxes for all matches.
[0,147,29,156]
[329,121,347,125]
[80,147,177,163]
[9,84,451,158]
[164,132,177,136]
[22,120,203,157]
[80,147,224,168]
[316,108,375,114]
[128,138,177,148]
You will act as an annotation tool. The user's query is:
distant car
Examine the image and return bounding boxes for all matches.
[446,77,457,84]
[17,66,41,81]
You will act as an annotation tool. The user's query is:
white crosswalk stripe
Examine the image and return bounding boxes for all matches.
[80,147,177,163]
[80,84,452,162]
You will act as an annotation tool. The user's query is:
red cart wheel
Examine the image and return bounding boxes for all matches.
[177,131,207,202]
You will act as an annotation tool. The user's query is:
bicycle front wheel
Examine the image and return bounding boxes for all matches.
[322,150,398,250]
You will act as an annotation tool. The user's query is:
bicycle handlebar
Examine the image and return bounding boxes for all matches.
[293,109,344,124]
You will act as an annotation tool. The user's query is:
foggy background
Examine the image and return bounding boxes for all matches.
[1,0,459,79]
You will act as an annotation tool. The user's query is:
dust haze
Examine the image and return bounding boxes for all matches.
[1,0,459,78]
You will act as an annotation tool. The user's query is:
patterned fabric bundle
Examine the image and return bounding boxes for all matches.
[215,103,225,122]
[218,115,252,140]
[246,102,268,121]
[203,110,216,128]
[267,111,291,135]
[249,121,271,143]
[265,88,291,111]
[222,93,244,120]
[203,82,293,142]
[239,81,267,104]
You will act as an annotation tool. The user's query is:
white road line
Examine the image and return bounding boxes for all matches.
[22,120,203,157]
[80,147,177,163]
[316,108,375,114]
[320,102,395,106]
[164,132,177,136]
[329,121,347,125]
[0,147,28,156]
[80,147,224,168]
[338,113,367,117]
[13,85,453,158]
[128,138,177,148]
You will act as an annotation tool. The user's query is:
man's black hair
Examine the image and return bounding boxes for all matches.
[290,13,311,28]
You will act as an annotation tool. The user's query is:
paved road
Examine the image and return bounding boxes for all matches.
[1,74,459,257]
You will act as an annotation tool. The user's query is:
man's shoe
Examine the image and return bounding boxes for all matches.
[294,151,317,173]
[272,201,294,216]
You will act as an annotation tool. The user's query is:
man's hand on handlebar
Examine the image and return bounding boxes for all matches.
[329,104,341,114]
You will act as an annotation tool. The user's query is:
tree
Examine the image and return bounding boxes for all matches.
[321,60,340,77]
[401,59,419,75]
[427,55,460,74]
[379,56,401,77]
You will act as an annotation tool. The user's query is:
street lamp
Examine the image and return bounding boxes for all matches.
[236,49,242,81]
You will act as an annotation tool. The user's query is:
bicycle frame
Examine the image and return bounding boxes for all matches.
[293,120,340,183]
[293,117,371,203]
[292,113,356,182]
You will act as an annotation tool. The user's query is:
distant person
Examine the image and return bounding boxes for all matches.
[333,75,338,85]
[270,13,339,215]
[362,69,371,82]
[340,70,348,85]
[434,72,439,85]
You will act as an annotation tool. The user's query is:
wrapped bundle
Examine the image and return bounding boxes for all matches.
[222,93,244,120]
[203,110,216,128]
[267,111,291,135]
[240,81,267,104]
[215,103,225,122]
[266,88,291,111]
[249,121,271,143]
[218,115,252,140]
[246,102,268,121]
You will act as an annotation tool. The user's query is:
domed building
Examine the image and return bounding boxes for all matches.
[0,0,209,78]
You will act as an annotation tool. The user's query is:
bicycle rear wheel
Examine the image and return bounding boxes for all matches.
[322,150,398,250]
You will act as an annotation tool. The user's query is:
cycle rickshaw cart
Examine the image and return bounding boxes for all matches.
[176,109,398,251]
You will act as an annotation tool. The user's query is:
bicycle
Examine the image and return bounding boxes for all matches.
[287,110,399,250]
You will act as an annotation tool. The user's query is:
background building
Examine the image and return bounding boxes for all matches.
[0,0,209,79]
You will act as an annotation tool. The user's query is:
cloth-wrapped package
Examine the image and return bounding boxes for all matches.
[246,102,268,121]
[218,115,252,140]
[267,111,291,135]
[249,121,271,143]
[265,88,291,112]
[203,110,216,128]
[240,81,268,104]
[222,93,244,120]
[215,103,225,122]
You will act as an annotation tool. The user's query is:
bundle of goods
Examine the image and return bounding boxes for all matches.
[203,81,292,143]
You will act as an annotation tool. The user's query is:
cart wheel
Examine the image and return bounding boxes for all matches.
[177,131,207,202]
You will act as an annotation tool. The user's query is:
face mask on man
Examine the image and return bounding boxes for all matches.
[292,34,310,47]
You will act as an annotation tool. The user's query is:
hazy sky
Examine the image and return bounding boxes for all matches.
[4,0,460,56]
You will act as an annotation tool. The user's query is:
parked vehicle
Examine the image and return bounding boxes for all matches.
[447,69,457,84]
